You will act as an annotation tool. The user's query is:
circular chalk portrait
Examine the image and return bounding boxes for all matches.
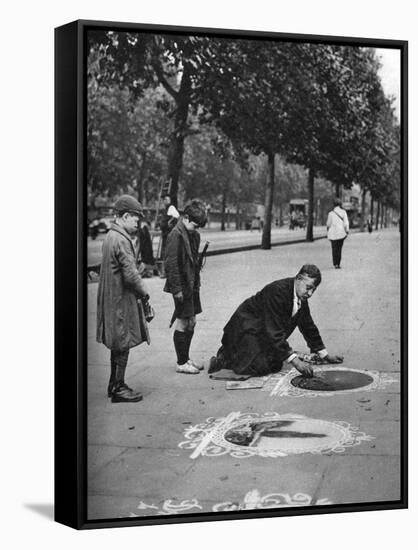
[179,412,374,459]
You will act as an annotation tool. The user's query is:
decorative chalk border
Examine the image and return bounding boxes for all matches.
[128,489,333,517]
[178,411,374,459]
[213,489,333,511]
[266,366,398,398]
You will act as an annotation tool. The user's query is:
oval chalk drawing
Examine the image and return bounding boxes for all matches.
[267,367,398,398]
[179,412,374,459]
[291,369,374,392]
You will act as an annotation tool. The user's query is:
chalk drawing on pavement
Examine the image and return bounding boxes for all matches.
[127,490,333,517]
[267,367,398,398]
[178,411,374,459]
[213,489,333,511]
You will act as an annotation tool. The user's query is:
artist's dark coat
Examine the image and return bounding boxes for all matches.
[163,220,201,297]
[220,277,324,376]
[96,223,148,351]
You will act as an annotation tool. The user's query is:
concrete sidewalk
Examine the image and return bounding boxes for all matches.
[87,229,401,520]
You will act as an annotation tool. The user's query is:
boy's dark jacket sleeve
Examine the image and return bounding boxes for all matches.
[164,230,183,295]
[116,234,148,298]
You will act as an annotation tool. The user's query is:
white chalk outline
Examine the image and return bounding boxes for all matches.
[268,366,398,398]
[179,411,375,459]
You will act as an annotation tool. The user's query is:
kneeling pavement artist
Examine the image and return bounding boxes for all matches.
[164,199,208,374]
[209,264,343,378]
[96,195,154,403]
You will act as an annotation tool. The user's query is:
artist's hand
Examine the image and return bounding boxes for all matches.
[292,357,314,377]
[174,291,184,302]
[323,354,344,364]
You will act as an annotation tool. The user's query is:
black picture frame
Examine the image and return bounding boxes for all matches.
[55,19,408,530]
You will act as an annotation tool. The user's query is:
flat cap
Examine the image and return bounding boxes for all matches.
[113,195,143,216]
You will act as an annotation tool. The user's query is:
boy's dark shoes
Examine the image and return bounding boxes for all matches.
[111,384,143,403]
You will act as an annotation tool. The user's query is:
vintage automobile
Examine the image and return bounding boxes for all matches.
[289,199,308,229]
[343,201,361,228]
[88,206,114,239]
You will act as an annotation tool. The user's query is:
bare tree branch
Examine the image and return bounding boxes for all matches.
[152,60,179,100]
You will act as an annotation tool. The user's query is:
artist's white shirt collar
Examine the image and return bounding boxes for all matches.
[292,283,301,317]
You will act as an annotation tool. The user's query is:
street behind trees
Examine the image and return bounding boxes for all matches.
[87,31,400,247]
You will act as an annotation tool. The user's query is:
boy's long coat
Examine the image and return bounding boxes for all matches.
[97,223,148,351]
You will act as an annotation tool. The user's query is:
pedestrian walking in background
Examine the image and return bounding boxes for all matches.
[326,198,350,269]
[208,264,343,378]
[164,199,207,374]
[96,195,153,403]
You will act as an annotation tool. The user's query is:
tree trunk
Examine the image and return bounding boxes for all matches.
[370,198,374,223]
[335,183,341,198]
[221,186,227,231]
[236,200,241,230]
[360,188,367,232]
[143,177,149,207]
[166,67,192,207]
[137,152,147,204]
[306,166,315,242]
[375,201,380,231]
[261,152,275,249]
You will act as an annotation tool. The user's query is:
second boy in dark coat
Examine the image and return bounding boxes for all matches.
[209,264,342,377]
[164,199,207,374]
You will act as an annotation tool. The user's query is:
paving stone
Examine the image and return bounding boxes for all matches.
[316,455,401,503]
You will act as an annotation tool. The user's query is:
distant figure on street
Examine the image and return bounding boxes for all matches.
[367,215,373,234]
[208,264,343,378]
[326,198,349,269]
[96,195,153,403]
[289,210,297,230]
[250,216,261,231]
[164,199,208,374]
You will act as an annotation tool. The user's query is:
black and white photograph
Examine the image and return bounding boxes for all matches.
[68,21,407,525]
[4,0,417,546]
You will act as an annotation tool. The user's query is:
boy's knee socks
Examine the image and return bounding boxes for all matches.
[173,330,189,365]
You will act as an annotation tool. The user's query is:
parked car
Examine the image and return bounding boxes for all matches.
[88,207,114,239]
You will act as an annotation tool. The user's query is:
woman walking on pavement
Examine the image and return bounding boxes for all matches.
[326,198,350,269]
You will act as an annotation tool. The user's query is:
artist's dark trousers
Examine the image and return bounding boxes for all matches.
[330,238,345,267]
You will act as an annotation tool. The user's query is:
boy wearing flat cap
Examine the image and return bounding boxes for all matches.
[97,195,152,402]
